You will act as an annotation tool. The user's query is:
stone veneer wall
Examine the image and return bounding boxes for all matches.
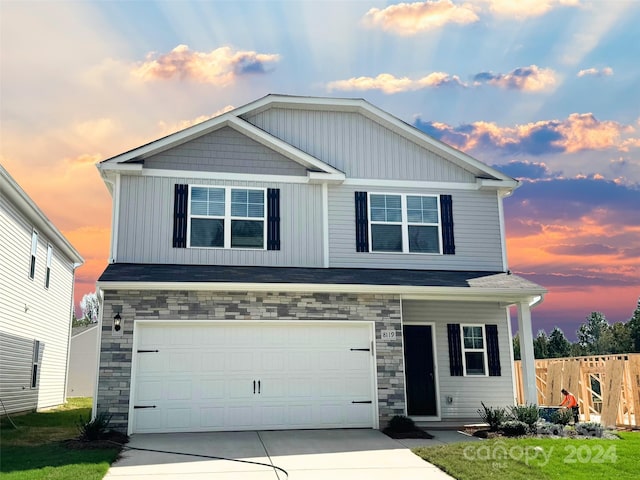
[97,290,405,432]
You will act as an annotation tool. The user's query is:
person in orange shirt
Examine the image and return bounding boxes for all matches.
[560,388,579,423]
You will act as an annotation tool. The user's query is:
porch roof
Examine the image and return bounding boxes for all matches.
[97,263,545,302]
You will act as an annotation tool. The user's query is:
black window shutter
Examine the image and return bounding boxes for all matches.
[440,194,455,255]
[354,192,369,252]
[486,324,501,376]
[267,188,281,250]
[447,323,463,376]
[173,184,188,248]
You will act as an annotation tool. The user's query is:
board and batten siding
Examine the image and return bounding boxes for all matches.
[243,108,476,182]
[143,126,308,176]
[67,326,99,397]
[328,184,504,271]
[402,300,515,419]
[116,175,324,266]
[0,195,75,413]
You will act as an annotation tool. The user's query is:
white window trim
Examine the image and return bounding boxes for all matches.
[29,229,38,280]
[460,324,489,377]
[186,185,267,250]
[367,192,442,255]
[45,244,53,289]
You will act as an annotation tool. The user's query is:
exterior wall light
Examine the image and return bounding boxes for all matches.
[114,313,122,331]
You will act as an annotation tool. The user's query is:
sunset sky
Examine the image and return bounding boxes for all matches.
[1,0,638,340]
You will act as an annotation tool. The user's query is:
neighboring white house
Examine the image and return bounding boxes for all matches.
[0,163,84,414]
[66,324,99,397]
[94,95,545,435]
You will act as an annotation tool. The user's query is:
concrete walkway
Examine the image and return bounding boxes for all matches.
[104,429,463,479]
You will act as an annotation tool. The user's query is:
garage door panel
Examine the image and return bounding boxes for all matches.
[132,322,375,433]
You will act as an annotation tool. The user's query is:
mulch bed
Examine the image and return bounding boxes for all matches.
[64,430,129,450]
[383,427,435,439]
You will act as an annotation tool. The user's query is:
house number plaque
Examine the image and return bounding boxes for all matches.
[380,330,397,340]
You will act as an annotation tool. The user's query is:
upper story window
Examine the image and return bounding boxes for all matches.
[461,325,488,376]
[29,230,38,279]
[45,244,53,289]
[368,193,441,254]
[188,186,266,249]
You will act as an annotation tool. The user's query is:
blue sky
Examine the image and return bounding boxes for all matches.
[1,0,639,340]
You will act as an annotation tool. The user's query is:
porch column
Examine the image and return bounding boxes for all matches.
[517,300,538,405]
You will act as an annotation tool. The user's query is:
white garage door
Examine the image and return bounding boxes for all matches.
[131,322,376,433]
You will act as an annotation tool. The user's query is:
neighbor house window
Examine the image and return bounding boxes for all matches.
[45,245,53,289]
[368,193,441,253]
[29,230,38,279]
[31,340,40,388]
[461,325,488,376]
[188,186,265,249]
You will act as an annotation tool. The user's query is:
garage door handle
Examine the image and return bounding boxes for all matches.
[258,380,261,394]
[253,380,256,394]
[134,405,157,409]
[352,401,372,404]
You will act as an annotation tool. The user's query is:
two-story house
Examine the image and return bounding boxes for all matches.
[0,164,84,414]
[94,95,545,435]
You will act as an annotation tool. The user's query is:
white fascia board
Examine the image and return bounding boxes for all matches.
[96,280,546,302]
[98,113,236,166]
[141,168,310,184]
[226,116,343,176]
[344,178,480,190]
[479,178,519,190]
[308,171,346,184]
[0,165,84,265]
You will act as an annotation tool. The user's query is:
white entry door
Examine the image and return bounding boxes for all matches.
[131,322,376,433]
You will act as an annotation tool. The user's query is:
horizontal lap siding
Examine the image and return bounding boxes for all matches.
[328,185,503,270]
[144,127,307,176]
[402,300,515,419]
[0,196,75,413]
[117,176,323,266]
[244,109,476,182]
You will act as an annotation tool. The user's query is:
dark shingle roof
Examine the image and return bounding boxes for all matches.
[98,263,544,292]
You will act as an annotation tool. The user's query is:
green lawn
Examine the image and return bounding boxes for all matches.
[413,432,640,480]
[0,398,120,480]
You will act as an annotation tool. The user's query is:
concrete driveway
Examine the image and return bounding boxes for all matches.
[104,429,457,479]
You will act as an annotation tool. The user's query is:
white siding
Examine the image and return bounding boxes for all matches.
[144,127,308,176]
[0,195,75,412]
[244,108,476,182]
[116,176,324,266]
[329,184,504,271]
[402,300,515,419]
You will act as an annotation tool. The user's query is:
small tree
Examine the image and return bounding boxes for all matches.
[79,292,100,324]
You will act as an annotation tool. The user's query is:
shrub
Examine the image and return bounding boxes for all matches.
[500,420,528,437]
[576,422,603,437]
[77,412,112,441]
[477,402,506,432]
[387,415,416,433]
[551,408,573,426]
[509,404,539,431]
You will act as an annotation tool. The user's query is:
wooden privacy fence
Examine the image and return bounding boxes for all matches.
[514,354,640,428]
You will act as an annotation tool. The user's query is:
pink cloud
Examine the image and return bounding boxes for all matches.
[327,72,465,94]
[577,67,614,77]
[481,0,580,19]
[362,1,479,35]
[473,65,557,92]
[131,45,280,85]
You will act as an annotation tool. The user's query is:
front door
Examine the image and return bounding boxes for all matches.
[403,325,437,416]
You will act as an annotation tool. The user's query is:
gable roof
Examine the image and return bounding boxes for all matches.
[0,163,84,265]
[98,94,517,190]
